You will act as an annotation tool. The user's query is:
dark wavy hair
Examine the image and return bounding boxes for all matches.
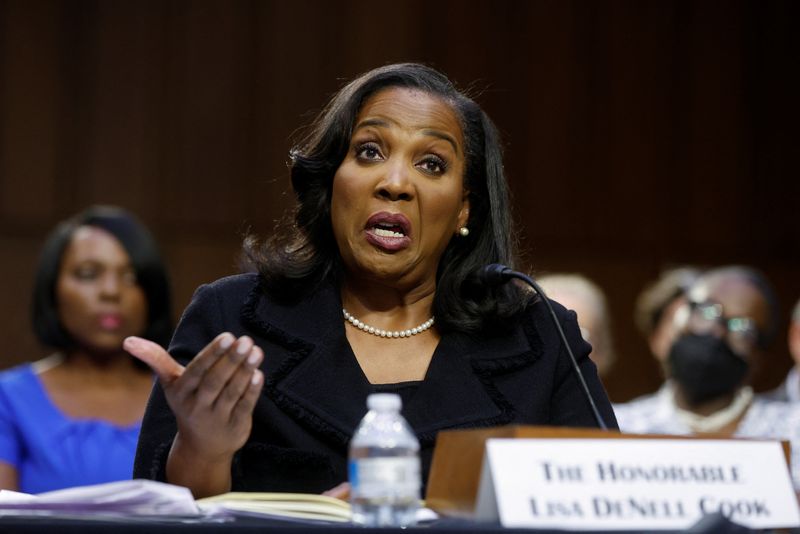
[245,63,528,334]
[32,205,173,350]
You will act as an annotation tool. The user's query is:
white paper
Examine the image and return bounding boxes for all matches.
[0,479,200,517]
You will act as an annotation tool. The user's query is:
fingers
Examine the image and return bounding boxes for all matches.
[322,482,351,500]
[190,336,259,408]
[212,345,264,415]
[125,333,264,407]
[124,336,184,382]
[177,333,237,395]
[130,330,265,442]
[231,367,264,423]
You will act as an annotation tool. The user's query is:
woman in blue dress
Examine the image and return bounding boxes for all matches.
[0,206,172,493]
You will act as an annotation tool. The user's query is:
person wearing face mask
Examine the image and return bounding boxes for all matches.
[614,266,800,488]
[0,206,172,493]
[125,63,617,499]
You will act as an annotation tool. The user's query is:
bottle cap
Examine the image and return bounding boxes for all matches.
[366,393,402,412]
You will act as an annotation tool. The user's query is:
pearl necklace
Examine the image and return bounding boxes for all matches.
[342,308,434,339]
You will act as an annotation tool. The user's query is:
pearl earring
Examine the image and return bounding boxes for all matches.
[459,227,470,237]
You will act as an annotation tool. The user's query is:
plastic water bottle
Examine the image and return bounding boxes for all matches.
[349,393,421,527]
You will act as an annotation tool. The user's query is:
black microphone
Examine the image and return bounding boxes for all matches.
[480,263,609,430]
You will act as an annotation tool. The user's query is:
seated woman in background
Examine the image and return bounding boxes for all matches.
[127,63,617,499]
[0,206,172,493]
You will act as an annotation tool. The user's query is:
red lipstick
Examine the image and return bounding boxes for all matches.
[98,313,123,330]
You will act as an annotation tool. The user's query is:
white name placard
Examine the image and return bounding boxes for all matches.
[475,438,800,530]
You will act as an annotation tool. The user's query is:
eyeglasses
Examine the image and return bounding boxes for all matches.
[687,300,760,352]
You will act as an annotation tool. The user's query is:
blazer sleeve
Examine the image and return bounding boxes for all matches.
[545,302,619,430]
[132,282,225,481]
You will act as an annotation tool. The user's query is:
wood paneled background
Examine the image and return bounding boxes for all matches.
[1,0,798,402]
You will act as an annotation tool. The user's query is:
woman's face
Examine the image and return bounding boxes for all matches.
[56,226,147,354]
[331,87,470,290]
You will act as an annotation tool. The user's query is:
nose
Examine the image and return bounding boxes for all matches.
[699,323,727,341]
[375,159,414,202]
[708,321,727,338]
[689,317,726,339]
[99,273,121,301]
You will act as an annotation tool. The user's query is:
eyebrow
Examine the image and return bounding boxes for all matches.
[421,129,460,155]
[354,118,461,155]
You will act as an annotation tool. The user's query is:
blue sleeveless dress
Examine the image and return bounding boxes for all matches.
[0,364,142,493]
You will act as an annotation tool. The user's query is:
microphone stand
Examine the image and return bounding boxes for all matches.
[484,264,609,430]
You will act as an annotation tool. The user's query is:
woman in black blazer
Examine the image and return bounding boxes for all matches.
[126,63,617,498]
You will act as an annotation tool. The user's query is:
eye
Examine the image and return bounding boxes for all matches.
[120,268,138,286]
[417,155,448,176]
[354,142,383,162]
[73,265,100,280]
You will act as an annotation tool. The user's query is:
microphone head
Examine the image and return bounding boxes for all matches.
[480,264,511,286]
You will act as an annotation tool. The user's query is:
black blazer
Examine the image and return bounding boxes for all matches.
[133,273,617,494]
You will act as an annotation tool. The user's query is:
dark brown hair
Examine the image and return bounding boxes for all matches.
[244,63,528,334]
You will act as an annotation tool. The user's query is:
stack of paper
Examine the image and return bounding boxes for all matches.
[0,479,200,517]
[197,492,351,523]
[197,493,439,524]
[0,480,437,525]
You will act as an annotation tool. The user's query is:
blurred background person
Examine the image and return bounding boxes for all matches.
[0,206,172,493]
[764,296,800,402]
[538,273,616,379]
[615,266,800,487]
[617,266,702,406]
[634,266,702,367]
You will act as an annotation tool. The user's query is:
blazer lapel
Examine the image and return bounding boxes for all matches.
[241,281,541,448]
[241,282,369,447]
[405,323,540,445]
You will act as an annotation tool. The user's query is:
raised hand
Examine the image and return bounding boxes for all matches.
[124,333,264,496]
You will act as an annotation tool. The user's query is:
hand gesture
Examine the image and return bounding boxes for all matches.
[124,333,264,496]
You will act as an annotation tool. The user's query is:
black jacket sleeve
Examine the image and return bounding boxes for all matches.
[543,299,618,430]
[132,282,225,481]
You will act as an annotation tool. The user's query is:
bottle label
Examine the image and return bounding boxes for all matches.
[349,457,421,497]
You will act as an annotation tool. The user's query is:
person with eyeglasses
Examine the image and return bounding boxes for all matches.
[614,265,800,489]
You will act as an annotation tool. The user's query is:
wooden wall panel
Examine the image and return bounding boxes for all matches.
[0,0,797,403]
[82,2,160,210]
[0,237,47,362]
[0,1,60,222]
